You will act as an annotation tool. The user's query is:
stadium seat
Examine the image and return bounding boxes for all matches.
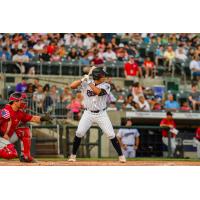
[152,85,165,99]
[164,77,180,93]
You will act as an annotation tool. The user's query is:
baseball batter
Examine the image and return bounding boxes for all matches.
[117,119,140,158]
[68,66,126,163]
[0,92,51,162]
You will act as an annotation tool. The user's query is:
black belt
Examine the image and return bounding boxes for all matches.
[85,108,106,113]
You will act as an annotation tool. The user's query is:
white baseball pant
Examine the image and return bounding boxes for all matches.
[76,110,115,139]
[122,146,136,158]
[193,138,200,158]
[162,137,177,156]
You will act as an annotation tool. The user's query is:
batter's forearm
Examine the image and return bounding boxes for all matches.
[88,83,101,95]
[70,80,82,89]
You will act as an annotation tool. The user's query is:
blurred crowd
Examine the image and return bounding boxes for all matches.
[10,75,200,121]
[0,33,200,78]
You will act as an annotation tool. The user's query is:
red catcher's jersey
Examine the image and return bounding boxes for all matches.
[0,104,32,137]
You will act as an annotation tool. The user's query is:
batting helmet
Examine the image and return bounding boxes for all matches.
[92,67,109,80]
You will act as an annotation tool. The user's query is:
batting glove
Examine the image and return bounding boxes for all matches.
[88,65,96,75]
[81,75,89,82]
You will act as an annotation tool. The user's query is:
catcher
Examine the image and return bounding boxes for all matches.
[0,92,51,163]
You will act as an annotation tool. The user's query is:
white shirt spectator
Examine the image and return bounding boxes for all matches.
[33,43,45,52]
[138,100,150,111]
[83,36,96,49]
[175,48,187,61]
[12,54,29,62]
[103,50,117,61]
[190,60,200,71]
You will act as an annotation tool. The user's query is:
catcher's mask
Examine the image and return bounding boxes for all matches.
[92,67,109,80]
[9,92,28,109]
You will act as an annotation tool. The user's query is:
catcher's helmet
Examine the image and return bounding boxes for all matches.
[92,67,109,80]
[9,92,28,109]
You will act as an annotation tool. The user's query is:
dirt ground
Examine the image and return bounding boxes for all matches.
[1,159,200,166]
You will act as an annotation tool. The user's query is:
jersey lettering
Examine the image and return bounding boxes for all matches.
[87,90,96,97]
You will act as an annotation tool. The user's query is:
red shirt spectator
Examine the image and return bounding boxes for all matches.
[47,42,56,55]
[144,59,154,69]
[160,112,176,138]
[124,57,139,77]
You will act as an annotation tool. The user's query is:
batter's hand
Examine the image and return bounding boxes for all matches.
[81,75,89,82]
[88,66,96,75]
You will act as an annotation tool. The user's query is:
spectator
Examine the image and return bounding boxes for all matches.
[60,86,72,104]
[68,48,78,60]
[116,47,128,61]
[49,85,60,106]
[32,78,40,91]
[152,99,162,111]
[188,83,200,110]
[46,41,56,55]
[15,77,28,93]
[97,37,107,50]
[117,119,140,158]
[175,46,187,61]
[164,94,180,111]
[25,83,34,94]
[12,49,29,74]
[155,45,164,66]
[180,101,191,111]
[0,47,11,61]
[43,84,50,94]
[57,45,66,58]
[33,39,45,54]
[73,34,83,48]
[103,47,117,62]
[107,102,118,111]
[33,85,46,113]
[122,94,138,111]
[51,50,61,62]
[189,55,200,80]
[164,46,175,72]
[131,82,144,104]
[39,46,51,62]
[66,96,83,120]
[91,51,104,65]
[83,34,96,49]
[80,51,90,65]
[124,57,143,81]
[143,57,155,78]
[138,95,150,111]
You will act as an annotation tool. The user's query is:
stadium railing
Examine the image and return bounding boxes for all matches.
[0,60,125,77]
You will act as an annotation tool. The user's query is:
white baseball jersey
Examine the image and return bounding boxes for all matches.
[75,81,115,139]
[117,128,140,145]
[81,81,111,111]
